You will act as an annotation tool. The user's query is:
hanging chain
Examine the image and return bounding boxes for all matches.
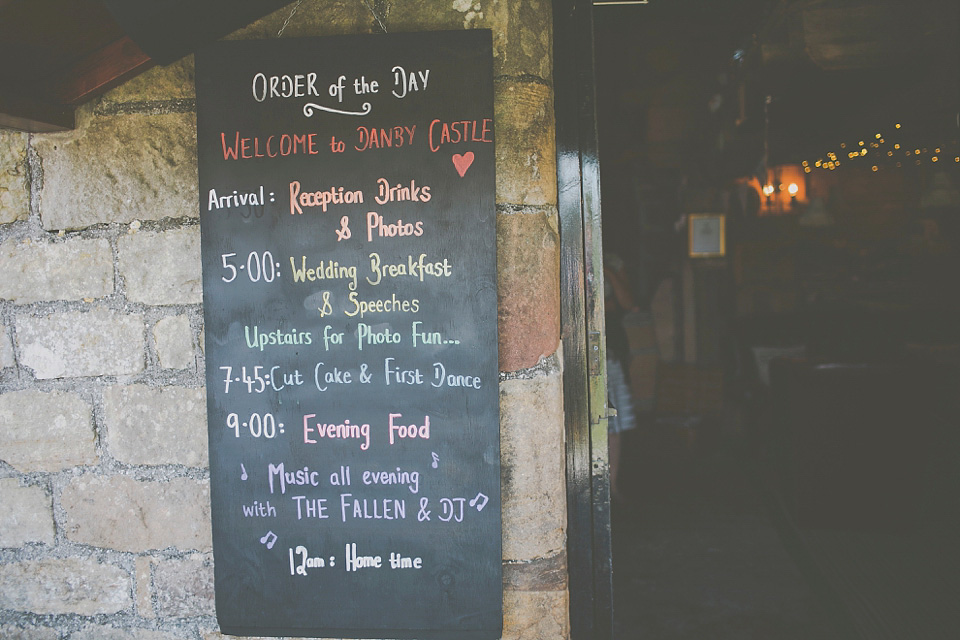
[278,0,305,37]
[361,0,388,33]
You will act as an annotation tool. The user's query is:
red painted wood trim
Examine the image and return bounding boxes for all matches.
[50,36,154,105]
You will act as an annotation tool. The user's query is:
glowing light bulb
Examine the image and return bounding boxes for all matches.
[871,166,878,172]
[895,123,901,128]
[787,183,799,195]
[762,184,775,196]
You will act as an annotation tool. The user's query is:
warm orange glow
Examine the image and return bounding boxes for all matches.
[752,165,807,214]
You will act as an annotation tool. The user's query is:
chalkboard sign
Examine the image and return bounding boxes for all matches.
[195,31,500,639]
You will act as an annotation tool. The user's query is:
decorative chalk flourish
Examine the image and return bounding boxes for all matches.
[452,152,475,177]
[302,102,373,117]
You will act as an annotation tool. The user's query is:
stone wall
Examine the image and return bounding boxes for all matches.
[0,1,565,639]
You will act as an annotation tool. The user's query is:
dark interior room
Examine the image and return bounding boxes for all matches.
[594,1,960,637]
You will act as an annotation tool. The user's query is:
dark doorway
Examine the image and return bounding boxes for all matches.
[593,1,960,638]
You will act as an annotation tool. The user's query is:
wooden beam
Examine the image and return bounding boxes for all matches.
[0,92,74,132]
[48,36,154,106]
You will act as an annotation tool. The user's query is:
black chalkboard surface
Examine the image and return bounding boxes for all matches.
[195,31,500,639]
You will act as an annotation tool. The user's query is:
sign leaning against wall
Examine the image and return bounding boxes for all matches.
[195,30,500,639]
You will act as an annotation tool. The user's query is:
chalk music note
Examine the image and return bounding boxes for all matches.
[431,452,439,469]
[240,464,248,481]
[259,531,278,550]
[469,493,489,512]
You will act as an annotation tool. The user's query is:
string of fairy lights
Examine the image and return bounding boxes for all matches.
[802,122,960,173]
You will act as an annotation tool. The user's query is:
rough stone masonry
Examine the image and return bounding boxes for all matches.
[0,1,566,639]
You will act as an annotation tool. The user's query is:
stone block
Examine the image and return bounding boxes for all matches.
[15,308,144,379]
[102,56,196,103]
[71,625,178,640]
[60,475,212,552]
[136,556,155,618]
[202,633,328,640]
[495,79,556,206]
[503,551,567,592]
[0,390,97,472]
[0,323,13,368]
[153,555,214,617]
[497,211,560,371]
[0,557,131,615]
[503,0,553,80]
[118,227,202,305]
[0,129,29,224]
[228,0,374,40]
[502,589,569,640]
[153,315,195,369]
[0,238,114,303]
[500,373,566,561]
[103,384,208,467]
[386,0,552,80]
[0,478,55,547]
[0,624,58,640]
[33,110,198,230]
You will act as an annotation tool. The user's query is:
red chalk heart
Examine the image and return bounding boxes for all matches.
[452,152,475,177]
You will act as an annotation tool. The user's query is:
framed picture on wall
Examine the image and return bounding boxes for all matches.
[688,213,726,258]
